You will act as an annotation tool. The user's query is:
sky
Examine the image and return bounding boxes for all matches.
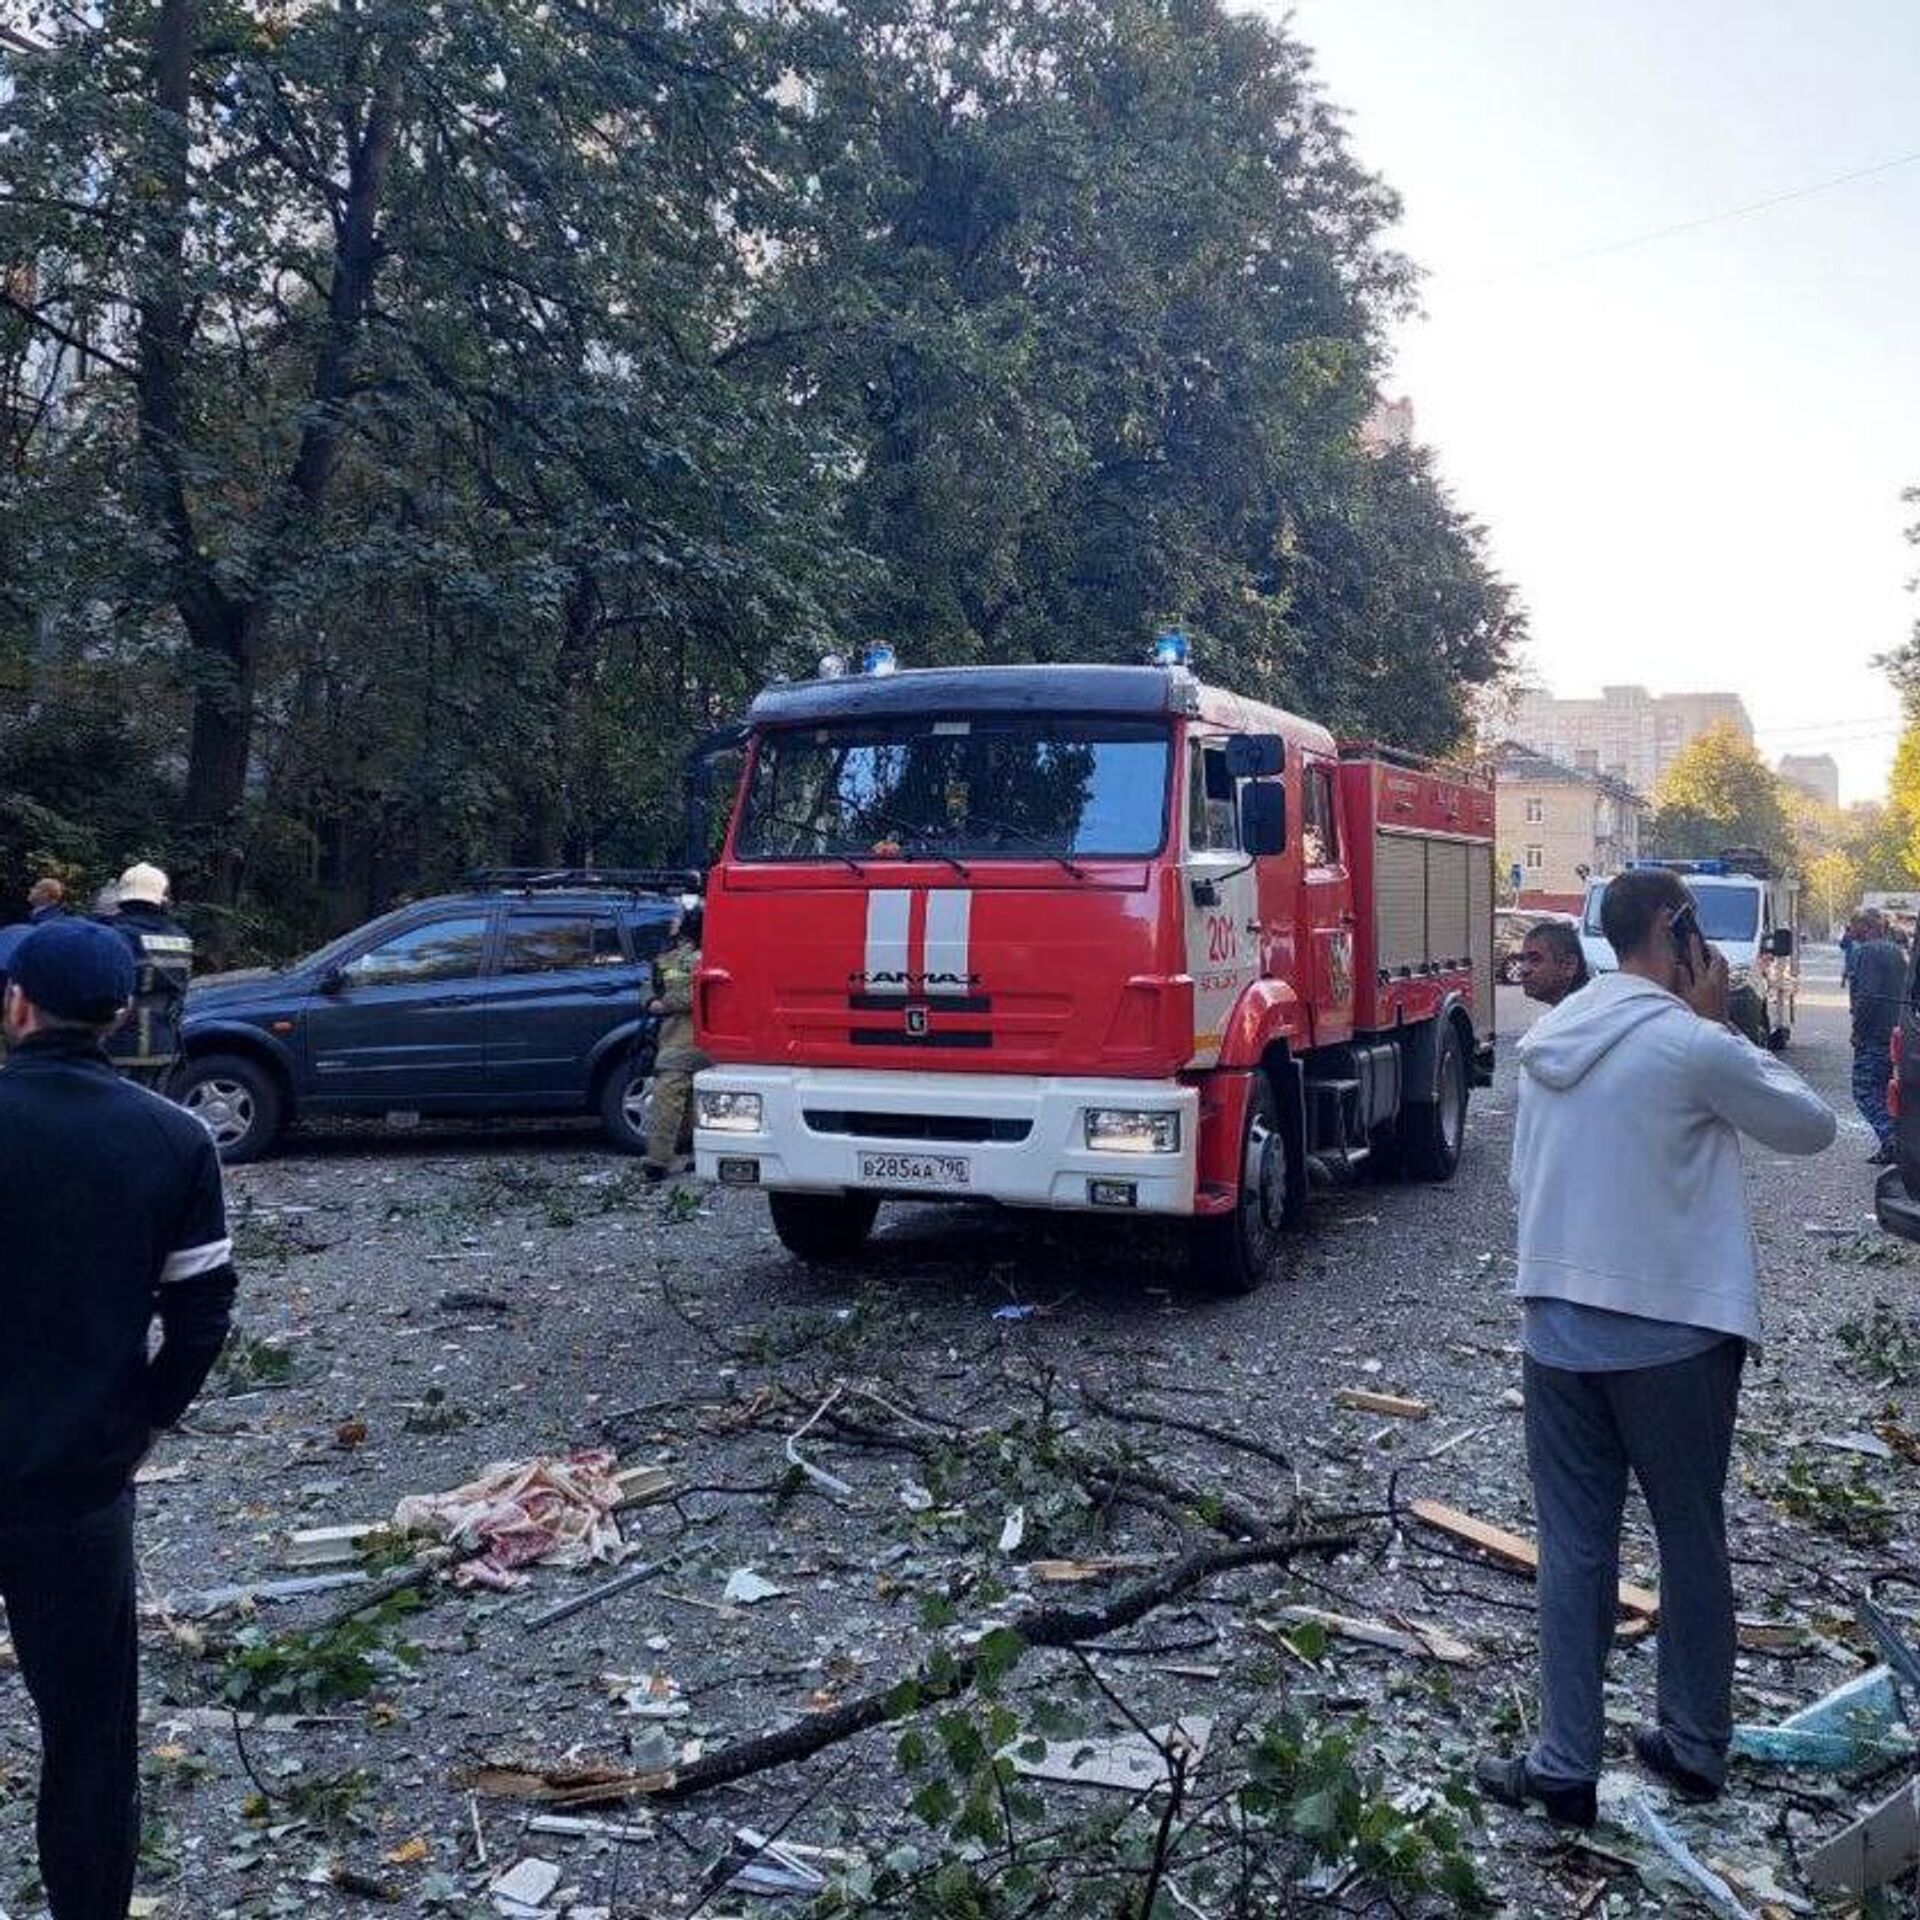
[1256,0,1920,803]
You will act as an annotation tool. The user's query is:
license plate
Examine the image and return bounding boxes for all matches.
[858,1151,971,1190]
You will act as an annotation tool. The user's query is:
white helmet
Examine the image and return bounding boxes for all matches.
[116,861,171,906]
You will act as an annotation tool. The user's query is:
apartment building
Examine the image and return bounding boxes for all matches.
[1509,684,1753,800]
[1494,741,1649,899]
[1777,753,1840,808]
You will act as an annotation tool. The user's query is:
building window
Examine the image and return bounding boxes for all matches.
[1525,846,1544,871]
[1524,797,1543,824]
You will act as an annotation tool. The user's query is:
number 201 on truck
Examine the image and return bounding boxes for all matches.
[691,650,1496,1294]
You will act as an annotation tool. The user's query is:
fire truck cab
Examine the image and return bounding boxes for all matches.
[692,655,1494,1292]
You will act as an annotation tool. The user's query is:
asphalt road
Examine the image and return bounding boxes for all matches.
[2,941,1905,1916]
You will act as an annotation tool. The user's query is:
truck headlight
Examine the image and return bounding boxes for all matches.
[1085,1109,1181,1154]
[697,1090,764,1133]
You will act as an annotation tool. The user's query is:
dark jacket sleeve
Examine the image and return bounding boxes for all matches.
[148,1133,238,1429]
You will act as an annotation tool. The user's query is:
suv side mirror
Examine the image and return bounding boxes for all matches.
[1241,782,1286,856]
[1764,927,1795,960]
[1224,734,1285,779]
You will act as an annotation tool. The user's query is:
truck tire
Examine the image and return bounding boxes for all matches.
[174,1052,284,1164]
[1189,1070,1288,1296]
[1401,1020,1468,1182]
[769,1191,880,1262]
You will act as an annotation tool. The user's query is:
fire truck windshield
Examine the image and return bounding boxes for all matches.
[736,717,1171,863]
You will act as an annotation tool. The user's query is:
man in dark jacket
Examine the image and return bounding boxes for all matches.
[1849,910,1907,1166]
[0,918,238,1919]
[102,861,194,1087]
[27,876,68,921]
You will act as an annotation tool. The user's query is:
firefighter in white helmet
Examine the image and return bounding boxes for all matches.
[100,863,194,1087]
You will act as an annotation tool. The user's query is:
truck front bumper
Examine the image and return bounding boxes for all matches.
[693,1066,1199,1215]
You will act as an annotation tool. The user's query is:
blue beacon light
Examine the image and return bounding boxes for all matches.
[861,644,899,677]
[1152,629,1190,668]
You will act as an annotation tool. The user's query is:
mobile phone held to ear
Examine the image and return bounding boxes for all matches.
[1668,901,1704,977]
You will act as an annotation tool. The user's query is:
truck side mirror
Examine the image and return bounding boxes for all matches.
[318,965,348,994]
[1241,782,1286,856]
[1224,734,1285,779]
[1764,927,1795,960]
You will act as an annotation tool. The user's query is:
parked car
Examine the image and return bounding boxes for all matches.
[1495,907,1577,985]
[1878,943,1920,1240]
[173,871,691,1162]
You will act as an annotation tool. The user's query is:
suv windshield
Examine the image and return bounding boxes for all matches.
[737,717,1171,862]
[1583,882,1761,943]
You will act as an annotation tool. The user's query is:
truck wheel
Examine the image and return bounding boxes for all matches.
[769,1191,880,1262]
[1401,1021,1468,1182]
[174,1053,284,1164]
[1189,1070,1288,1296]
[598,1053,654,1155]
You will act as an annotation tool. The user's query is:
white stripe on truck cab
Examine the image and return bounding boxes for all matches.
[923,889,973,993]
[864,889,911,992]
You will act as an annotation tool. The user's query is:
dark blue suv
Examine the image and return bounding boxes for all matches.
[174,873,689,1162]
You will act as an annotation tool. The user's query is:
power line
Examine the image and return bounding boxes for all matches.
[1479,146,1920,282]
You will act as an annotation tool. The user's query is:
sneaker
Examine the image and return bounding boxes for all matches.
[1631,1725,1721,1803]
[1472,1752,1597,1830]
[641,1160,671,1184]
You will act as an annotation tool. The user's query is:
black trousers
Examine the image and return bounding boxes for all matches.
[0,1491,139,1920]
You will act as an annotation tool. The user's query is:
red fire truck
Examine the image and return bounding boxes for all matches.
[691,650,1495,1292]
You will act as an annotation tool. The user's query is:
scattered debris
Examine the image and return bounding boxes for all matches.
[1813,1429,1895,1461]
[1010,1716,1212,1792]
[165,1570,370,1619]
[1628,1794,1758,1920]
[1407,1499,1659,1620]
[527,1813,654,1845]
[282,1522,389,1569]
[726,1827,852,1896]
[393,1451,635,1590]
[491,1856,562,1914]
[1267,1604,1476,1665]
[998,1504,1027,1553]
[523,1554,676,1633]
[1334,1388,1431,1420]
[721,1567,788,1607]
[462,1760,674,1808]
[991,1303,1038,1321]
[602,1672,689,1719]
[783,1384,857,1498]
[1025,1555,1162,1583]
[1807,1774,1920,1893]
[1733,1666,1912,1769]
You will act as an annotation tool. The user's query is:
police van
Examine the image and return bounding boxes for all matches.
[1578,855,1799,1049]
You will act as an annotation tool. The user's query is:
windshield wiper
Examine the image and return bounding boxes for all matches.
[757,810,868,872]
[961,815,1089,881]
[861,808,972,879]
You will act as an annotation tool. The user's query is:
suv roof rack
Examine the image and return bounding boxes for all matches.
[465,867,703,896]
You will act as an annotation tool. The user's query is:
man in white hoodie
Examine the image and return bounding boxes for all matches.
[1476,867,1835,1830]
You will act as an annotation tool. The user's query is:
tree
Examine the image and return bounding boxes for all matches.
[1650,725,1791,863]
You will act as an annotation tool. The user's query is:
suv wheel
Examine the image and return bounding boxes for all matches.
[599,1053,655,1155]
[175,1053,284,1163]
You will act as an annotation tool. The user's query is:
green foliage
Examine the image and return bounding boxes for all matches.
[1765,1456,1894,1546]
[1651,724,1792,863]
[219,1592,423,1714]
[1,0,1517,950]
[1838,1299,1920,1385]
[211,1330,296,1394]
[1240,1711,1490,1909]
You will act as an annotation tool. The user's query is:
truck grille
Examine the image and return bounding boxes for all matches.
[802,1109,1032,1145]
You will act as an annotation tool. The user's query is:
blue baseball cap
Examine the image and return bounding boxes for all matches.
[8,918,135,1021]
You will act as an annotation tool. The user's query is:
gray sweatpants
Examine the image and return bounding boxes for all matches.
[1524,1340,1744,1788]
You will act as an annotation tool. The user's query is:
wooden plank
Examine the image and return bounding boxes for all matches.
[1270,1604,1476,1665]
[1407,1499,1659,1621]
[1335,1389,1431,1420]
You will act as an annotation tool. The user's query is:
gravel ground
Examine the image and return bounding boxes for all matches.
[2,951,1914,1918]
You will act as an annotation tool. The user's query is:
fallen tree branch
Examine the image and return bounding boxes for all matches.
[1080,1389,1296,1474]
[650,1529,1359,1801]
